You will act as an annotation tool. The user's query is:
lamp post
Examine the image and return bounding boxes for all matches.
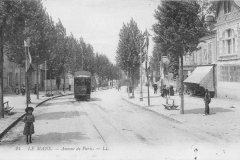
[45,59,47,95]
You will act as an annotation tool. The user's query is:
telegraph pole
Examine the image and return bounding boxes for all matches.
[140,40,143,101]
[143,29,151,106]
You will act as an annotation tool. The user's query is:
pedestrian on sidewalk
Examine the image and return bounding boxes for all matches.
[23,107,35,144]
[166,87,170,98]
[204,89,211,115]
[21,84,25,96]
[33,84,37,94]
[153,84,158,94]
[162,85,167,97]
[15,83,19,95]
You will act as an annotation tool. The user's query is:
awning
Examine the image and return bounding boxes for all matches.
[184,66,214,91]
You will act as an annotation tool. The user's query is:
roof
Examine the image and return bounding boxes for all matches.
[74,71,91,77]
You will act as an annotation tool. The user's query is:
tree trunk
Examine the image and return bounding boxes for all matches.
[0,42,4,118]
[50,67,52,95]
[180,54,184,114]
[36,61,39,99]
[63,68,65,93]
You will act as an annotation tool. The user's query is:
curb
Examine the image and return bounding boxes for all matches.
[0,93,74,140]
[121,92,183,124]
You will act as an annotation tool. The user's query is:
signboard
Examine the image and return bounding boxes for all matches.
[162,56,169,63]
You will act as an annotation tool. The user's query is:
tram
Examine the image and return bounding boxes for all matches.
[74,71,91,100]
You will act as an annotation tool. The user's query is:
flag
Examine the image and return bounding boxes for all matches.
[141,29,151,63]
[26,48,33,73]
[142,36,149,51]
[27,47,32,64]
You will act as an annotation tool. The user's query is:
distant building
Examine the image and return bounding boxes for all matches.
[3,50,70,94]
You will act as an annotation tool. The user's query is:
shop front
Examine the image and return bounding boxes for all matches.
[183,65,215,97]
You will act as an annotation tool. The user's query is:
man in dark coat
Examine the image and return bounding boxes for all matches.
[204,89,211,115]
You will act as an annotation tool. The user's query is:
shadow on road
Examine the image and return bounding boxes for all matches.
[184,107,233,114]
[36,111,87,120]
[89,98,102,101]
[34,132,89,144]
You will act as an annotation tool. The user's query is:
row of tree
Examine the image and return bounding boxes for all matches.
[116,18,145,98]
[0,0,121,118]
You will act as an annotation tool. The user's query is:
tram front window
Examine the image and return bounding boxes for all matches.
[75,78,85,86]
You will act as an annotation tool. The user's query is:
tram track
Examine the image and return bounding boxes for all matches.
[71,100,133,148]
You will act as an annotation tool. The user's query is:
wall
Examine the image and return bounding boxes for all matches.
[216,0,240,99]
[217,81,240,99]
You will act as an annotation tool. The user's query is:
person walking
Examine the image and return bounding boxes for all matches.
[33,84,37,94]
[21,84,25,96]
[162,85,167,97]
[23,107,35,144]
[153,84,158,94]
[166,87,170,98]
[204,89,211,115]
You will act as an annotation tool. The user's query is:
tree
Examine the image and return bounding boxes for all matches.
[116,18,142,97]
[0,1,21,118]
[153,0,206,114]
[5,0,56,102]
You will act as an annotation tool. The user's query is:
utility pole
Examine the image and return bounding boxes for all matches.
[140,40,143,101]
[143,29,151,106]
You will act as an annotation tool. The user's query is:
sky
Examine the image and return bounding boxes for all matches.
[42,0,160,64]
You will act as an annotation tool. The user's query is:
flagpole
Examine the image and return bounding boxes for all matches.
[25,46,28,108]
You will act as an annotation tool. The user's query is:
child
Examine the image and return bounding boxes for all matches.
[23,107,35,144]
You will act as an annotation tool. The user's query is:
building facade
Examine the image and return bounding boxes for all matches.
[182,0,240,99]
[215,0,240,99]
[183,27,217,97]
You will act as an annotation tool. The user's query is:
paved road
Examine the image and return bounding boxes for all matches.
[0,89,230,160]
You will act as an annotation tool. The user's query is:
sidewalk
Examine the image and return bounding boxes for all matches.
[0,90,73,139]
[121,86,240,143]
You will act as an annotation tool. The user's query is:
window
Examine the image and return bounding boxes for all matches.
[221,29,235,55]
[208,43,212,64]
[224,0,231,14]
[220,65,240,82]
[227,40,231,54]
[199,49,202,64]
